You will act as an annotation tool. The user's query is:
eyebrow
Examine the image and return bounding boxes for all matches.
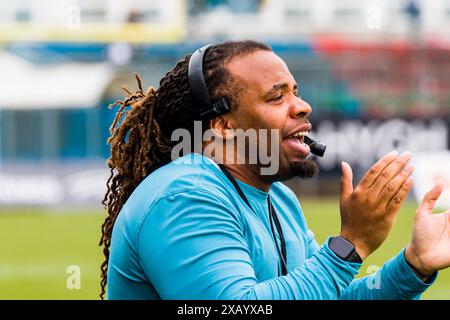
[263,82,298,98]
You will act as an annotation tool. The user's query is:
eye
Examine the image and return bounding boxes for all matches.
[294,91,302,99]
[270,94,283,102]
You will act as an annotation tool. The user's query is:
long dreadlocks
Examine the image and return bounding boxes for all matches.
[99,40,272,299]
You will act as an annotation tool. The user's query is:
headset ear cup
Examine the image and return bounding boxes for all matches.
[225,98,231,112]
[217,97,230,114]
[197,97,230,120]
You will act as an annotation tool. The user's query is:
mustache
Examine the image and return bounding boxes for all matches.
[284,120,312,137]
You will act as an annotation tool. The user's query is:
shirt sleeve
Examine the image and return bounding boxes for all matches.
[340,249,437,300]
[137,189,361,300]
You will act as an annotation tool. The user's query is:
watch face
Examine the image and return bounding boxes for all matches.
[329,237,354,260]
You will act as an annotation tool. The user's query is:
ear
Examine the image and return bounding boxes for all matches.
[209,115,235,140]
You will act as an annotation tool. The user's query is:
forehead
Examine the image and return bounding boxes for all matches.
[226,50,295,93]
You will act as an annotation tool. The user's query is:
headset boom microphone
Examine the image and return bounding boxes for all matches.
[304,136,326,157]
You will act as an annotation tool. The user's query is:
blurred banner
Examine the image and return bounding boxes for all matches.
[0,163,108,206]
[313,117,449,172]
[0,0,185,43]
[0,116,448,206]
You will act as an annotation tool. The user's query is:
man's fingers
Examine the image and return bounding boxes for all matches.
[386,176,414,214]
[340,161,353,199]
[379,163,414,202]
[416,182,444,218]
[369,151,412,195]
[358,150,398,189]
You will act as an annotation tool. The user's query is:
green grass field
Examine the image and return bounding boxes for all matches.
[0,198,448,299]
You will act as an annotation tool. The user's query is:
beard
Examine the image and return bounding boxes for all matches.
[287,157,319,179]
[258,150,320,183]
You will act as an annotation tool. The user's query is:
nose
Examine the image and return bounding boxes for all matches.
[289,96,312,119]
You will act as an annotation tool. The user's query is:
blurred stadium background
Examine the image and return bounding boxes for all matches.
[0,0,449,299]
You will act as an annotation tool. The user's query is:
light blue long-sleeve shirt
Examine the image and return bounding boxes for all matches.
[107,153,436,300]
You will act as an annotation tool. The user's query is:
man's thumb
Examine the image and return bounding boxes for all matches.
[340,161,353,199]
[417,182,443,218]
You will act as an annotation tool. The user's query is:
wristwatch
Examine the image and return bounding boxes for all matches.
[329,236,363,263]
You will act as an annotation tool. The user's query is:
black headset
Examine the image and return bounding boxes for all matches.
[187,44,326,157]
[188,44,231,121]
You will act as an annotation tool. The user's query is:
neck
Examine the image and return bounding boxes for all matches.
[218,163,272,192]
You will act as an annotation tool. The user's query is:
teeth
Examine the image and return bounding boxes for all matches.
[289,131,308,138]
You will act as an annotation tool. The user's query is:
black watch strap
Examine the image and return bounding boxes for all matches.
[329,236,362,263]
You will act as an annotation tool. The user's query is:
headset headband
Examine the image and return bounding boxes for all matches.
[188,44,230,120]
[188,44,212,109]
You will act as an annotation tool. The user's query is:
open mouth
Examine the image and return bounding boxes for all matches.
[283,130,310,157]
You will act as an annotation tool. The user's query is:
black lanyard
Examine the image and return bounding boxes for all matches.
[218,165,288,276]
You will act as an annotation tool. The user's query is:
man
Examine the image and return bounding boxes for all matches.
[100,40,450,299]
